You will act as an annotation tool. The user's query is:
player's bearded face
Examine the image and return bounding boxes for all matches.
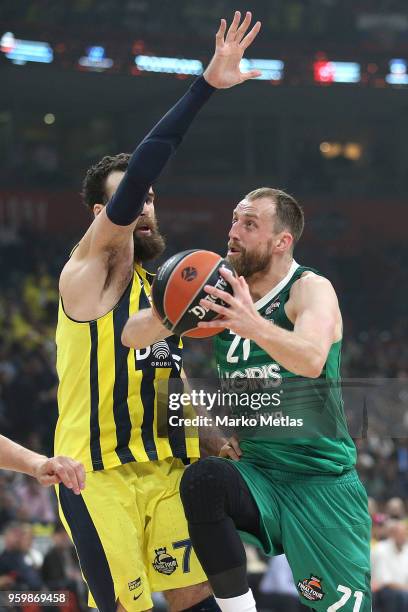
[133,215,165,262]
[227,238,273,278]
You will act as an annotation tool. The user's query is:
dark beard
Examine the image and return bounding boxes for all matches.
[227,242,272,278]
[133,229,166,262]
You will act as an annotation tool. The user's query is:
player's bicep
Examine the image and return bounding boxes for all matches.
[58,255,109,315]
[87,208,136,256]
[293,277,339,356]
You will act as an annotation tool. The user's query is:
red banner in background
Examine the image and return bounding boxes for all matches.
[0,190,406,250]
[0,191,90,235]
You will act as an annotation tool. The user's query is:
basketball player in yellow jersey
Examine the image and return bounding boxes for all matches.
[54,12,262,612]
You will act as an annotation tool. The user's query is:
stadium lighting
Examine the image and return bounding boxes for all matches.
[78,46,114,71]
[314,61,361,84]
[344,142,362,161]
[0,31,53,65]
[135,55,203,75]
[134,55,284,81]
[320,142,342,158]
[320,141,362,160]
[44,113,55,125]
[386,59,408,85]
[240,59,284,81]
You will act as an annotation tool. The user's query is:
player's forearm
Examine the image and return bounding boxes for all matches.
[106,77,215,227]
[143,76,215,144]
[251,318,327,378]
[0,435,46,477]
[121,308,170,348]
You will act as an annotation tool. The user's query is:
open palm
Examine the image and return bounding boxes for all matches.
[204,11,262,89]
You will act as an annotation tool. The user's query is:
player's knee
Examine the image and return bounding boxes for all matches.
[180,457,229,523]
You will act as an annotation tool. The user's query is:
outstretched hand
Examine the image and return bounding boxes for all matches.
[204,11,262,89]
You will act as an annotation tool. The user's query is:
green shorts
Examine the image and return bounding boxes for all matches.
[231,460,371,612]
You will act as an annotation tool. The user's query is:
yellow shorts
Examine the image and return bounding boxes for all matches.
[57,458,206,611]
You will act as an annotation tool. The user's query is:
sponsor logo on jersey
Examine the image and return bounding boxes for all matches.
[128,577,144,600]
[265,300,280,316]
[152,341,170,359]
[297,575,325,602]
[181,266,197,281]
[152,547,178,575]
[135,341,181,370]
[128,577,142,591]
[221,363,282,386]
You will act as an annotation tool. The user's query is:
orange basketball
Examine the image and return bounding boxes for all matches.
[152,249,235,338]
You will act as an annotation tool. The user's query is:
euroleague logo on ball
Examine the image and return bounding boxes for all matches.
[181,266,197,282]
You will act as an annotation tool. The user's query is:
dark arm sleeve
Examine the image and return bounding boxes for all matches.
[106,76,215,226]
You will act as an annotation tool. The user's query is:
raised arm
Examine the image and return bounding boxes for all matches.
[76,11,262,258]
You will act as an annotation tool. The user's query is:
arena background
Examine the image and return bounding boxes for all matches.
[0,1,407,611]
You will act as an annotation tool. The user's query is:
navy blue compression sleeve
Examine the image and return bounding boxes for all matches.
[106,76,215,226]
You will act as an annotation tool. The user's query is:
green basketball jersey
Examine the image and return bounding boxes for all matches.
[214,261,356,474]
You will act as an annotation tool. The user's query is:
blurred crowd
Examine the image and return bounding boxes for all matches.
[2,118,402,199]
[0,518,86,610]
[0,233,407,610]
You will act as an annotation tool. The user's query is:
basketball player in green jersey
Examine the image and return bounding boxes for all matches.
[179,188,372,612]
[125,188,371,611]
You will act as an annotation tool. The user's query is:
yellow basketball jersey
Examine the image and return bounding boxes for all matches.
[55,264,199,472]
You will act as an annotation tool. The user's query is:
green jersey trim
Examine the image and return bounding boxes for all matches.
[255,259,299,311]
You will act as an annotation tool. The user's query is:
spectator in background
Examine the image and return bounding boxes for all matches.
[371,513,389,548]
[0,474,19,529]
[385,497,407,519]
[372,520,408,611]
[20,522,44,571]
[42,523,85,611]
[0,522,43,591]
[14,474,56,524]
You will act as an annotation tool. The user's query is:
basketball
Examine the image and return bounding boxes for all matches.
[152,249,235,337]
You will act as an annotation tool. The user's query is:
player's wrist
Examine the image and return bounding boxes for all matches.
[250,315,273,345]
[28,454,48,479]
[193,73,217,93]
[202,66,232,90]
[202,66,218,89]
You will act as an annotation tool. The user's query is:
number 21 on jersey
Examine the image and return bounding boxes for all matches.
[226,332,250,364]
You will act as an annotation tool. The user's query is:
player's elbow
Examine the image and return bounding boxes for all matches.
[302,355,325,379]
[297,340,330,378]
[305,365,323,379]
